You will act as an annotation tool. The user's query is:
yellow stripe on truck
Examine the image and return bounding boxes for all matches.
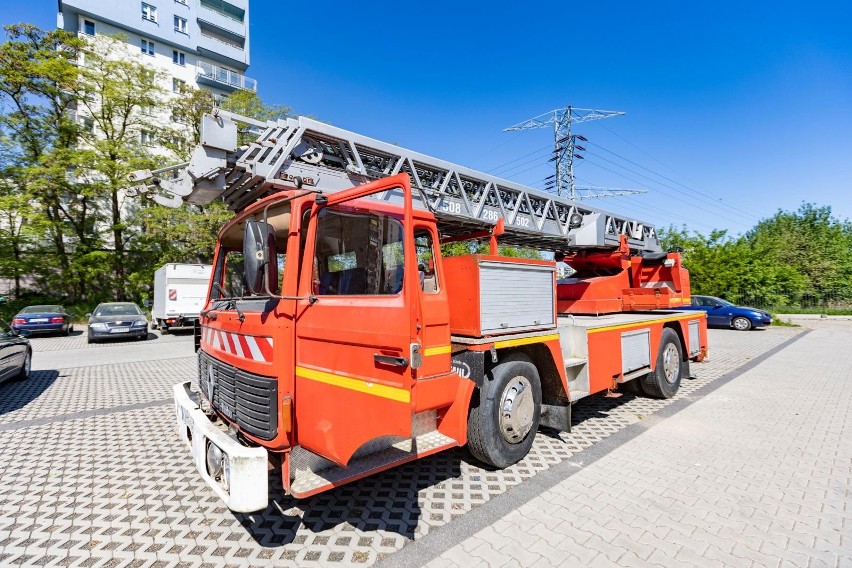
[493,333,561,349]
[296,366,411,403]
[586,313,705,334]
[423,345,452,356]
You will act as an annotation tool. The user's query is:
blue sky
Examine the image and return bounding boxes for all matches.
[4,0,851,236]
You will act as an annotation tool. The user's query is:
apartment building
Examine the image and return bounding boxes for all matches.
[57,0,255,108]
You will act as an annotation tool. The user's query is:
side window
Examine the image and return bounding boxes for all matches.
[313,206,404,296]
[414,230,439,294]
[0,320,13,338]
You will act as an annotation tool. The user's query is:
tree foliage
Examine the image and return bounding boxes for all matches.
[0,23,288,309]
[660,203,852,308]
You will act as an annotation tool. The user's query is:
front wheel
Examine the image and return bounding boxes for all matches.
[16,350,31,380]
[467,354,542,468]
[641,328,684,399]
[732,316,752,331]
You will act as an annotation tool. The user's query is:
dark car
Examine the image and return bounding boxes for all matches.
[12,304,74,336]
[0,318,31,385]
[87,302,149,343]
[680,295,772,331]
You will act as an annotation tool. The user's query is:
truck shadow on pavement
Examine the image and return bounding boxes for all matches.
[231,374,704,548]
[233,451,464,547]
[0,370,60,416]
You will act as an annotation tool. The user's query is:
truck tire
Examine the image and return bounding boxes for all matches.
[467,354,542,468]
[641,328,683,399]
[160,321,169,334]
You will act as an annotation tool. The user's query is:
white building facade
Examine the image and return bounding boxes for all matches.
[57,0,255,107]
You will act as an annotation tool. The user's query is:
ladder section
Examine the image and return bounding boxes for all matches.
[132,111,662,252]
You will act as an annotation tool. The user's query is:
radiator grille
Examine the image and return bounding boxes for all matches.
[198,350,278,440]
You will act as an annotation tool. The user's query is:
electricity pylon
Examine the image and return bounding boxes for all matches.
[504,107,646,199]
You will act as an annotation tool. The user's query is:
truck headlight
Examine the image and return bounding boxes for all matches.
[206,440,224,480]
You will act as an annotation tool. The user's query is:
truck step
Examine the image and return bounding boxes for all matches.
[289,431,458,498]
[568,390,590,402]
[564,357,588,368]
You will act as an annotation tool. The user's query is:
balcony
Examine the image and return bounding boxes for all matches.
[195,61,257,91]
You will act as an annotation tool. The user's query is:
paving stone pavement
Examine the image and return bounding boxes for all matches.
[28,326,192,353]
[418,319,851,568]
[0,324,809,567]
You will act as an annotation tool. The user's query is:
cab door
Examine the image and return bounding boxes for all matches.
[294,174,418,466]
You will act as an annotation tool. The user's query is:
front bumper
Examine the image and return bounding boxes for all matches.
[173,381,268,512]
[89,326,147,338]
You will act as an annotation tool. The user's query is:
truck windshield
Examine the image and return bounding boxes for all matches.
[211,202,291,302]
[216,250,286,298]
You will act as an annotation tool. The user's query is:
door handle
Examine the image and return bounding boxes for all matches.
[374,354,409,367]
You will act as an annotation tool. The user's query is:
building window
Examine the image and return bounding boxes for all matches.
[174,16,188,34]
[140,130,153,145]
[80,116,94,132]
[141,39,155,56]
[141,3,157,22]
[172,50,185,66]
[82,19,95,36]
[172,78,185,93]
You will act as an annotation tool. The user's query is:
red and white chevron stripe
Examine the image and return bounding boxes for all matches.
[201,326,274,362]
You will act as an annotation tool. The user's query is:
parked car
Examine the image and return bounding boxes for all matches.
[11,304,74,336]
[86,302,149,343]
[0,318,31,385]
[681,295,772,331]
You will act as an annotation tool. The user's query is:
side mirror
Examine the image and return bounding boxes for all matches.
[243,220,278,295]
[85,312,92,318]
[142,299,152,308]
[713,303,723,308]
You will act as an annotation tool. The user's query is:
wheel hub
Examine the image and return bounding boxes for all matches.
[662,344,680,384]
[499,376,534,444]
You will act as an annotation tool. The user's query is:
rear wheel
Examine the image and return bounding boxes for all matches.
[467,354,542,468]
[641,328,683,399]
[732,316,752,331]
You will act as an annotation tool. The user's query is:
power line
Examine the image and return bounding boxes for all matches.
[580,158,753,233]
[591,120,761,217]
[582,150,757,224]
[487,144,552,176]
[582,139,760,220]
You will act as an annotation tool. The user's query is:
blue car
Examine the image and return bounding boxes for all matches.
[12,305,74,336]
[681,295,772,331]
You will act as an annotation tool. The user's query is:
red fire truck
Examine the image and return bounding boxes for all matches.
[128,112,707,512]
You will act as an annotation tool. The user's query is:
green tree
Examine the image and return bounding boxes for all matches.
[73,34,169,299]
[0,24,84,297]
[746,203,852,304]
